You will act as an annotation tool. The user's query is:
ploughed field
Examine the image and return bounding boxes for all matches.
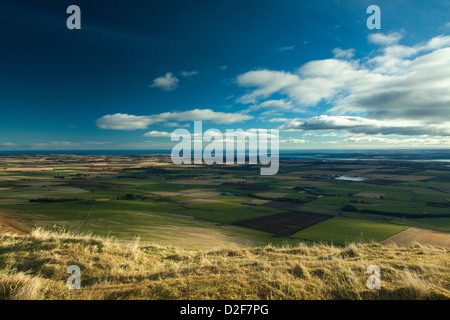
[232,211,331,236]
[0,154,449,248]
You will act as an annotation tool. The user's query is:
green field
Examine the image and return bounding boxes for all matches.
[291,217,404,246]
[0,154,449,248]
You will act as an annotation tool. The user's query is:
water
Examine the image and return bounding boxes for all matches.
[335,175,367,182]
[0,149,172,155]
[0,149,449,163]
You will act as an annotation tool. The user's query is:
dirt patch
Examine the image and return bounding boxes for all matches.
[249,199,271,205]
[182,191,220,199]
[151,191,183,197]
[255,192,289,199]
[182,189,202,193]
[381,228,450,248]
[5,167,54,172]
[62,181,128,189]
[40,186,90,194]
[0,215,28,235]
[366,174,435,182]
[232,211,331,236]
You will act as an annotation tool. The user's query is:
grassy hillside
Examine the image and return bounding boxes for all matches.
[0,228,448,300]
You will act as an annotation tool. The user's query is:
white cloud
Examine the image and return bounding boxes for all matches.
[143,131,172,137]
[332,48,355,59]
[163,122,190,128]
[280,115,450,136]
[236,70,300,104]
[344,134,450,146]
[181,70,198,77]
[368,32,403,46]
[236,33,450,137]
[258,99,294,110]
[96,109,253,130]
[280,138,308,144]
[150,72,179,91]
[247,99,297,114]
[265,117,290,123]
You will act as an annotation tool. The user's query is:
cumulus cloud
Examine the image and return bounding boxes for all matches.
[236,32,450,137]
[332,48,355,59]
[150,72,179,91]
[265,117,290,123]
[181,70,198,77]
[246,99,296,115]
[143,131,172,137]
[279,115,450,136]
[163,122,190,128]
[344,135,450,146]
[96,109,253,130]
[368,32,403,46]
[280,138,308,144]
[237,70,300,104]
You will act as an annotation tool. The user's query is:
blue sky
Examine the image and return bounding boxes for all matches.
[1,0,450,150]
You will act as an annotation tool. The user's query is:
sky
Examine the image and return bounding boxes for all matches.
[1,0,450,150]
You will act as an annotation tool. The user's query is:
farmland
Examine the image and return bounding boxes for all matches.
[0,153,449,248]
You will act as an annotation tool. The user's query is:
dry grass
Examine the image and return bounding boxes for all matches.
[381,228,450,248]
[0,267,46,300]
[0,227,448,300]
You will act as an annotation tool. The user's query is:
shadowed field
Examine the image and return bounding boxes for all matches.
[232,212,331,236]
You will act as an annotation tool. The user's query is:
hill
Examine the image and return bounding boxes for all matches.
[0,228,448,300]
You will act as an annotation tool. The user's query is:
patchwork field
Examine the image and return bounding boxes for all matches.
[0,154,449,249]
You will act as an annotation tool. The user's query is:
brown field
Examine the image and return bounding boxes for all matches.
[176,199,224,206]
[232,211,331,236]
[262,200,301,210]
[289,180,333,187]
[4,167,55,172]
[255,192,289,199]
[43,186,90,194]
[0,214,28,235]
[182,191,221,198]
[381,228,450,248]
[151,191,183,197]
[249,199,271,205]
[168,179,220,185]
[365,174,435,182]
